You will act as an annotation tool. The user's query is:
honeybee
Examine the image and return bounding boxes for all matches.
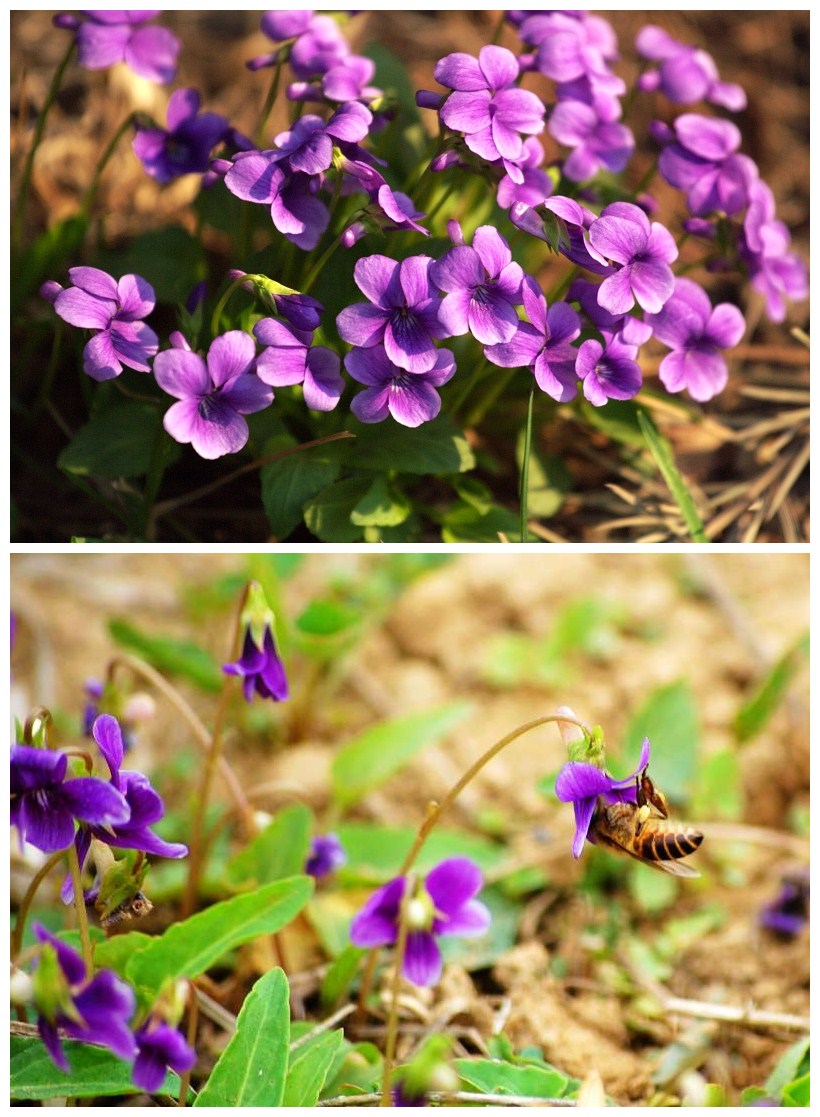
[99,890,154,931]
[589,768,703,878]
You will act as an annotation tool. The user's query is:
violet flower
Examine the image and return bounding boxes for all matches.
[496,137,554,210]
[555,738,650,858]
[567,278,653,350]
[132,1020,196,1093]
[349,857,491,986]
[133,88,231,184]
[49,267,159,381]
[576,336,642,407]
[345,345,456,428]
[759,871,809,938]
[739,181,808,324]
[61,11,180,84]
[547,99,634,182]
[644,277,745,402]
[430,226,523,345]
[636,26,747,111]
[337,255,448,373]
[305,833,347,878]
[485,276,581,402]
[11,744,129,855]
[153,331,273,460]
[254,318,344,411]
[32,923,137,1072]
[657,113,758,217]
[588,202,678,315]
[224,154,329,251]
[224,624,289,703]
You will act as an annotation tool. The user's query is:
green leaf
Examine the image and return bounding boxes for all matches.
[350,475,411,527]
[349,414,475,474]
[637,410,708,542]
[691,749,742,820]
[193,968,290,1107]
[441,502,521,543]
[225,803,312,890]
[579,397,646,448]
[12,215,88,314]
[304,477,370,542]
[261,434,344,540]
[627,863,679,914]
[622,681,700,801]
[782,1072,810,1106]
[766,1038,810,1096]
[734,633,809,743]
[10,1036,182,1100]
[330,702,472,808]
[127,876,313,992]
[321,944,366,1008]
[93,930,154,978]
[108,618,223,692]
[438,885,520,971]
[283,1029,345,1106]
[336,822,508,879]
[515,433,572,518]
[96,227,207,306]
[58,400,163,479]
[455,1058,570,1099]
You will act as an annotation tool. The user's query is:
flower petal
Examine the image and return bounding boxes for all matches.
[425,857,483,915]
[403,931,443,986]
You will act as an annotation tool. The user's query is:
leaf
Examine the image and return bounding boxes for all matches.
[12,214,88,314]
[96,227,207,306]
[766,1037,810,1096]
[261,433,345,540]
[350,476,411,527]
[108,618,223,692]
[193,968,290,1107]
[515,432,572,518]
[637,410,708,542]
[734,632,809,743]
[455,1058,570,1099]
[10,1036,182,1100]
[438,885,520,971]
[579,398,646,448]
[58,400,163,479]
[781,1072,810,1106]
[303,477,370,542]
[441,502,521,543]
[691,750,742,820]
[93,931,154,978]
[622,681,700,801]
[321,944,366,1008]
[348,414,475,474]
[330,702,472,808]
[336,822,508,880]
[225,803,312,890]
[127,876,313,992]
[283,1029,345,1107]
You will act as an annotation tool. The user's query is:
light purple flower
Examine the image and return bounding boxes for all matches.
[132,1021,196,1093]
[588,202,678,315]
[657,113,758,217]
[568,278,653,349]
[430,226,524,345]
[337,255,447,372]
[305,833,347,878]
[224,153,330,250]
[555,738,650,858]
[133,88,230,184]
[518,11,617,83]
[71,11,179,84]
[260,10,314,42]
[576,336,642,407]
[739,181,808,324]
[496,137,553,210]
[153,331,273,460]
[349,857,491,986]
[254,317,344,411]
[485,276,581,402]
[51,267,158,381]
[287,13,350,80]
[644,277,745,401]
[223,623,289,703]
[346,346,456,428]
[636,26,747,111]
[548,99,634,182]
[272,103,372,175]
[341,188,429,247]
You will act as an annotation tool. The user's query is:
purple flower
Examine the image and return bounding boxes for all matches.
[739,181,808,324]
[133,88,230,184]
[224,154,329,250]
[511,196,610,276]
[430,226,523,345]
[81,677,105,737]
[50,267,159,381]
[337,255,448,373]
[496,137,553,210]
[11,744,129,854]
[254,318,343,411]
[132,1020,196,1093]
[555,738,650,858]
[548,99,634,182]
[759,871,809,938]
[576,336,642,407]
[153,331,273,460]
[588,202,678,315]
[485,276,581,402]
[223,624,289,703]
[657,114,758,217]
[345,346,456,428]
[32,923,137,1072]
[644,278,745,402]
[568,278,653,349]
[69,11,179,84]
[272,104,372,176]
[518,11,617,84]
[305,833,347,878]
[287,14,350,80]
[636,26,747,111]
[349,857,491,986]
[341,188,429,247]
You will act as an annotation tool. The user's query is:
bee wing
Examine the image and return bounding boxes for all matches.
[650,857,700,879]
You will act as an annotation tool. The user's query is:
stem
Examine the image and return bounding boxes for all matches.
[79,112,139,223]
[11,850,65,962]
[301,234,343,295]
[210,274,256,339]
[519,382,536,543]
[177,982,199,1107]
[380,871,416,1107]
[12,36,76,253]
[68,842,94,972]
[256,57,285,148]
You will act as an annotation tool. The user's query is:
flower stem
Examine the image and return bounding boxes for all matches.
[301,233,343,295]
[519,382,536,542]
[380,871,416,1107]
[68,842,94,972]
[79,112,140,224]
[255,56,284,148]
[10,850,65,962]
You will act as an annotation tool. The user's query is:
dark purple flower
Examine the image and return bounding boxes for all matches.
[254,317,343,411]
[71,11,179,83]
[11,745,129,854]
[555,738,650,858]
[349,857,491,986]
[81,678,105,737]
[345,345,456,428]
[430,226,523,345]
[337,255,448,372]
[576,336,642,407]
[305,833,347,878]
[588,202,678,315]
[485,276,581,402]
[132,1020,196,1093]
[548,99,634,182]
[657,113,758,217]
[33,923,137,1072]
[636,26,747,111]
[50,267,159,381]
[153,331,273,460]
[133,88,230,183]
[759,871,809,938]
[644,278,745,402]
[224,624,289,703]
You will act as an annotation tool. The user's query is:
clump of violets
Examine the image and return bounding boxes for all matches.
[223,582,289,703]
[349,857,491,986]
[635,25,747,110]
[305,833,346,878]
[54,11,180,84]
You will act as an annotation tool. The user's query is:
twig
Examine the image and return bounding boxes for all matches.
[193,986,237,1034]
[317,1091,576,1107]
[289,1003,356,1052]
[659,996,809,1032]
[695,821,809,856]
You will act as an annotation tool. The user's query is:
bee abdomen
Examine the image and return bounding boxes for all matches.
[649,828,704,861]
